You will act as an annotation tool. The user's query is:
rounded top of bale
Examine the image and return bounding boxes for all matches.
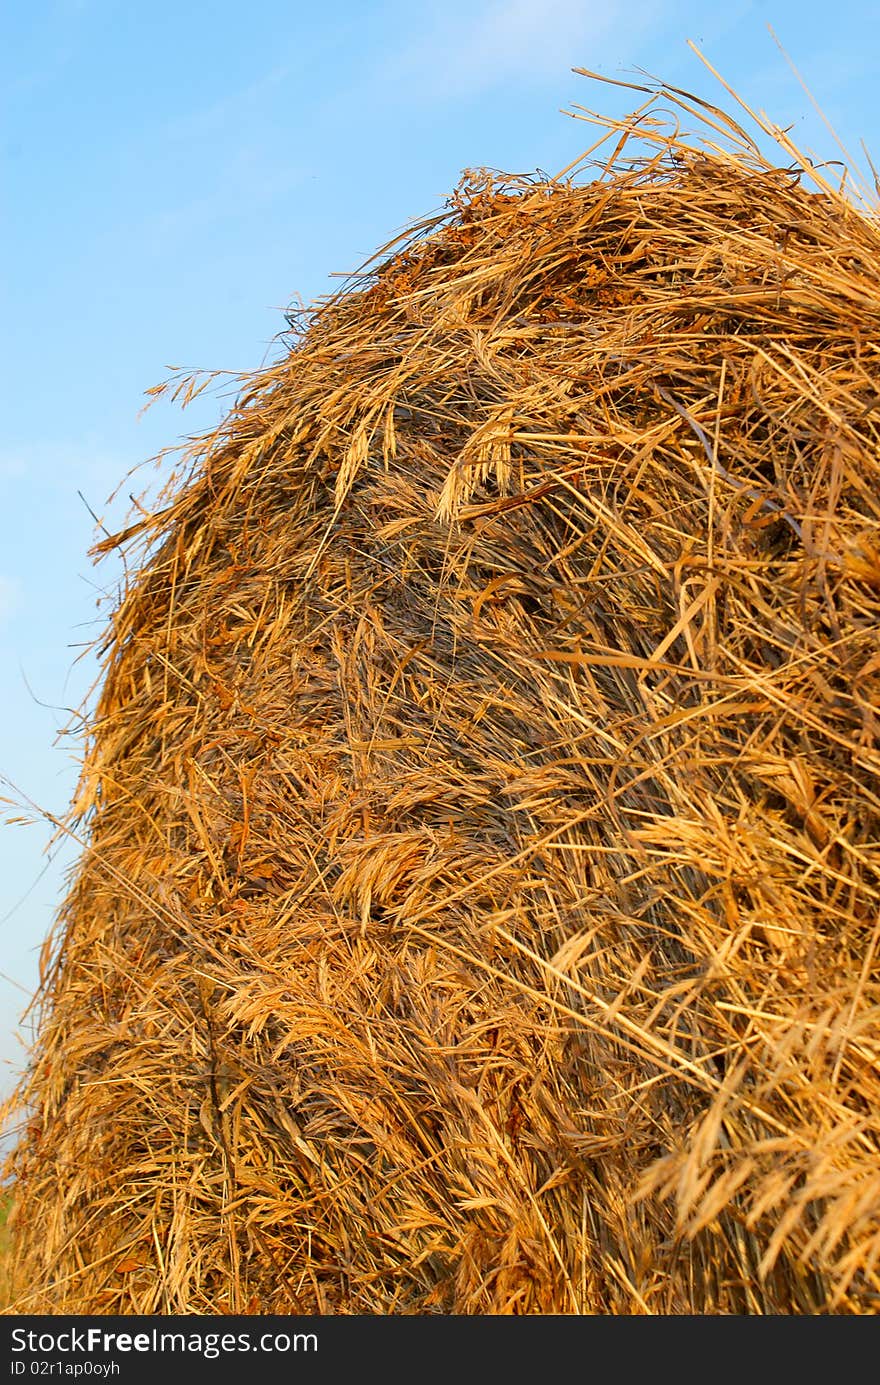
[4,72,880,1315]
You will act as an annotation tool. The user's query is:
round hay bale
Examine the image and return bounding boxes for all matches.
[4,82,880,1315]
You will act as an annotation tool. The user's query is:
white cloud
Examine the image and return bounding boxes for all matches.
[0,577,21,627]
[381,0,652,102]
[458,0,611,83]
[0,438,149,503]
[0,455,25,481]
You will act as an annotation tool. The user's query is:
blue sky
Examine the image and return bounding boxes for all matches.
[1,0,877,1108]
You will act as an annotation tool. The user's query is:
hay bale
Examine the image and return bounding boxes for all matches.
[4,77,880,1315]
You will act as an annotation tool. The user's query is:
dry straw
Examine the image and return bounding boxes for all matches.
[3,58,880,1314]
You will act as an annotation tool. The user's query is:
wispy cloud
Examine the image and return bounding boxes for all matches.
[140,154,309,256]
[0,577,21,627]
[156,59,301,144]
[0,455,25,482]
[380,0,655,103]
[0,440,129,495]
[0,438,173,543]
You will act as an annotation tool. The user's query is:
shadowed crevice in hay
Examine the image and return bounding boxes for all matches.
[3,71,880,1314]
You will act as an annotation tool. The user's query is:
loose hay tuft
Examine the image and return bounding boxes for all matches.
[4,70,880,1314]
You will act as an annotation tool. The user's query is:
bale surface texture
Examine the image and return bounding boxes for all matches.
[5,94,880,1314]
